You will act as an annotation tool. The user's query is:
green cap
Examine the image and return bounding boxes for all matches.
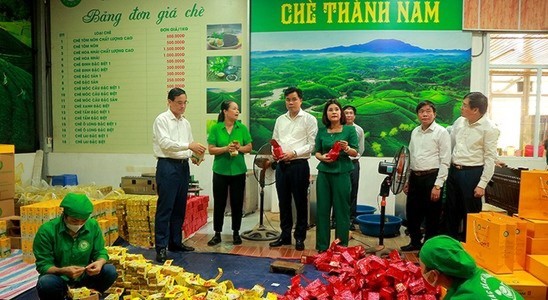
[419,235,477,279]
[60,193,93,220]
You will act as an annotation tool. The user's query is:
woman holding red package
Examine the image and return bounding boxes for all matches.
[314,99,359,252]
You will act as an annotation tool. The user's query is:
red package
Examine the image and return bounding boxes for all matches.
[326,141,342,161]
[270,139,284,160]
[366,292,380,300]
[406,261,420,275]
[408,277,427,295]
[379,286,395,300]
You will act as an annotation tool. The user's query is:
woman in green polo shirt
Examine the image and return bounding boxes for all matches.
[314,99,358,252]
[206,101,252,246]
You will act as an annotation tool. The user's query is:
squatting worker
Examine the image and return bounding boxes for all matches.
[419,235,523,299]
[444,92,499,241]
[152,87,206,263]
[33,193,118,299]
[269,87,318,251]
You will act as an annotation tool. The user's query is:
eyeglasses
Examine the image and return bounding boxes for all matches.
[173,101,189,106]
[285,97,300,103]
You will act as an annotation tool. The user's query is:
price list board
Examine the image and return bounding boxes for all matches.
[51,1,247,153]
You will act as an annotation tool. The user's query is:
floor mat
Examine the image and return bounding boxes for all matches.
[12,245,326,298]
[0,250,39,300]
[126,245,325,295]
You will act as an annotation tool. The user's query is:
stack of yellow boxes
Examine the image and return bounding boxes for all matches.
[19,198,119,264]
[125,195,157,249]
[0,219,10,258]
[464,170,548,300]
[0,144,15,217]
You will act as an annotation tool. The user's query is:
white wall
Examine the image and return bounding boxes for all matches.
[18,152,546,216]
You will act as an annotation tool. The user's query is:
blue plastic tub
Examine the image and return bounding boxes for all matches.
[356,205,376,215]
[51,174,78,186]
[356,214,402,237]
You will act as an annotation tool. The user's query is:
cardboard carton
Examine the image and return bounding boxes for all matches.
[494,270,547,300]
[0,199,14,218]
[120,176,156,195]
[0,149,15,200]
[526,255,548,285]
[526,236,548,255]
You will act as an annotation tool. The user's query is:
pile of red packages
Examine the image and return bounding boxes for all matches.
[282,240,441,299]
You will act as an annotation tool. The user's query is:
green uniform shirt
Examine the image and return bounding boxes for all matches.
[446,268,524,300]
[207,121,252,176]
[315,125,358,173]
[33,216,109,282]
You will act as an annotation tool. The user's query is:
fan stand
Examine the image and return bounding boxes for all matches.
[241,169,280,241]
[366,175,400,257]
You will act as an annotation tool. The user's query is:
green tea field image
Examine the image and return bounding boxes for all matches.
[0,0,35,152]
[250,31,471,157]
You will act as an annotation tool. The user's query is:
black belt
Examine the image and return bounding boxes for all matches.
[411,168,438,176]
[282,159,307,165]
[158,157,189,163]
[452,164,483,170]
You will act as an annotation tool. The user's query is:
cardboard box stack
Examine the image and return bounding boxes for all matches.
[125,195,155,249]
[0,216,21,250]
[120,176,156,195]
[0,218,10,258]
[463,170,548,300]
[0,144,15,218]
[106,193,208,249]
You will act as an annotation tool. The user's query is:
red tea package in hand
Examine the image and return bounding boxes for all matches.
[270,139,284,160]
[326,141,342,161]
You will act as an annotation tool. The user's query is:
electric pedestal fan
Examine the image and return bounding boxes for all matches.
[366,146,410,256]
[241,143,281,241]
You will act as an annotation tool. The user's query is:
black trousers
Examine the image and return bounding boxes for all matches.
[212,172,246,232]
[405,172,441,246]
[444,165,483,241]
[349,160,360,223]
[275,160,310,241]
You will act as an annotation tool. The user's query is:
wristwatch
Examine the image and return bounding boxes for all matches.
[434,185,441,190]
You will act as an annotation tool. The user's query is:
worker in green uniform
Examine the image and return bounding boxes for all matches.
[206,100,253,246]
[419,235,523,300]
[33,193,118,299]
[314,99,358,252]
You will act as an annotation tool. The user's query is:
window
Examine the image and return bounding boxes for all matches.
[488,34,548,158]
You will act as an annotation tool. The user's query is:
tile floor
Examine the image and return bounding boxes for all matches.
[183,211,419,263]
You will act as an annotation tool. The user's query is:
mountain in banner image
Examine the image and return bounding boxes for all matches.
[249,38,470,156]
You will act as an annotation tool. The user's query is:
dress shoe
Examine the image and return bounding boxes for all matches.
[269,238,291,247]
[207,235,222,246]
[295,240,305,251]
[233,234,242,245]
[168,243,195,252]
[400,243,422,252]
[156,248,167,263]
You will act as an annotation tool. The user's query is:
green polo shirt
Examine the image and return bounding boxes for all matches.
[33,216,109,282]
[207,121,252,176]
[315,125,358,174]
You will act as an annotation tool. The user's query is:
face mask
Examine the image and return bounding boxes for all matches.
[423,270,438,287]
[66,222,84,233]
